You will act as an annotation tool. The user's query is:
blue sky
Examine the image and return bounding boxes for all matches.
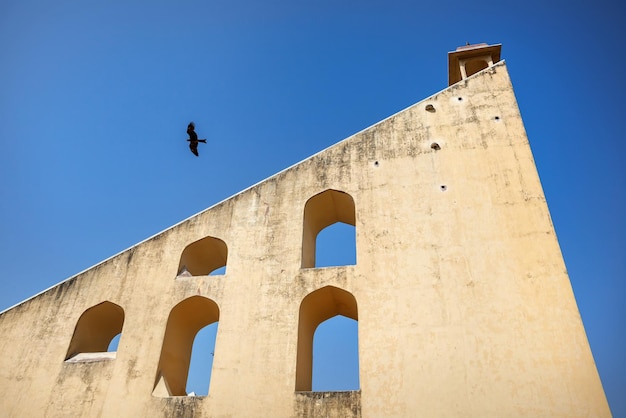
[1,0,624,413]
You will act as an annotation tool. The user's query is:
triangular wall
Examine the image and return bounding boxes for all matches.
[0,60,610,417]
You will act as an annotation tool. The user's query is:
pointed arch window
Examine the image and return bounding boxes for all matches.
[153,296,219,397]
[301,189,356,268]
[65,301,124,362]
[177,236,228,278]
[295,286,359,391]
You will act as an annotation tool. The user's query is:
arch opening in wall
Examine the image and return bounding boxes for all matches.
[65,301,125,362]
[153,296,220,397]
[295,286,359,392]
[301,189,356,269]
[177,236,228,277]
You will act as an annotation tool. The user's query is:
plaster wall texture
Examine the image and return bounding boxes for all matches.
[0,61,611,417]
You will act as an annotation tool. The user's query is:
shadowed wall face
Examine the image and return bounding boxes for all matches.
[295,286,358,391]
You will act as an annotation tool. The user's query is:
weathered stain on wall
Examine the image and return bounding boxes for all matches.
[295,391,361,417]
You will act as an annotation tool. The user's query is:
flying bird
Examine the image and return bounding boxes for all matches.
[186,122,207,156]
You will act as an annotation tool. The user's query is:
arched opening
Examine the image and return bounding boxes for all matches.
[302,189,356,269]
[295,286,359,391]
[65,301,124,361]
[177,236,228,277]
[153,296,220,397]
[312,315,359,391]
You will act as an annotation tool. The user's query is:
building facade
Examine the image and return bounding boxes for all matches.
[0,44,611,417]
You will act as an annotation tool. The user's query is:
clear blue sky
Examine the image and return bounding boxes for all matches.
[1,0,624,413]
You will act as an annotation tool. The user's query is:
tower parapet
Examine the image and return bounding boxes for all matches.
[448,42,502,85]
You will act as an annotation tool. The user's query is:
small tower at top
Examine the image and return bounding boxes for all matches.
[448,43,502,85]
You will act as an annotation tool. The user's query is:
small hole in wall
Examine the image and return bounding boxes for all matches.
[425,104,435,112]
[440,185,447,191]
[494,116,500,120]
[457,97,463,101]
[430,143,441,150]
[374,161,379,167]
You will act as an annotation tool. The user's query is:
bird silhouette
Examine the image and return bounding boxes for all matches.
[186,122,207,156]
